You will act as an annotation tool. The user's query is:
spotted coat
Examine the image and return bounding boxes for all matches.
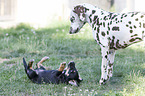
[69,3,145,85]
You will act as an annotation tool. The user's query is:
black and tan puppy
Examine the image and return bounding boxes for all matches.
[23,56,82,86]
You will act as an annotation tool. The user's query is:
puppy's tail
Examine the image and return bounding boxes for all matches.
[23,57,28,74]
[23,58,37,80]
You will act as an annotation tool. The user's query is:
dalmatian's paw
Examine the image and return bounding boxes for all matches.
[99,75,110,85]
[99,79,109,85]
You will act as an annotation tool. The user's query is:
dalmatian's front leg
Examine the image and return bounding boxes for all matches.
[107,50,115,78]
[99,46,109,85]
[99,47,116,85]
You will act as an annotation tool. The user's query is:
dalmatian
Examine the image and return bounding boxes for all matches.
[69,3,145,85]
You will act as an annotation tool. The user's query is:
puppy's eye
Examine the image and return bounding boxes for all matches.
[70,70,76,73]
[70,70,73,73]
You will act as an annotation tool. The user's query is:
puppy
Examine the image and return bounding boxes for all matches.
[23,56,82,86]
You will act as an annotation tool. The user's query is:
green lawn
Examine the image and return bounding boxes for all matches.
[0,22,145,95]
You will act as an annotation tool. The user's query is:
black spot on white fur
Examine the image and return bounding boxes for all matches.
[112,26,120,31]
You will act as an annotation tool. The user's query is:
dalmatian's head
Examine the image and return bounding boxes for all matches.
[69,5,89,34]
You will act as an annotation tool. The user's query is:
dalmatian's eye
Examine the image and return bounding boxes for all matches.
[70,16,75,23]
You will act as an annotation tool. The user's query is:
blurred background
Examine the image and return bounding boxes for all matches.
[0,0,145,28]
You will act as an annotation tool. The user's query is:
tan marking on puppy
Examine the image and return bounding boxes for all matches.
[65,67,70,76]
[37,56,49,68]
[28,59,34,69]
[58,62,66,71]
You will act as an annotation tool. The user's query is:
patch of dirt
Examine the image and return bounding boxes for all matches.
[0,58,10,63]
[0,58,16,68]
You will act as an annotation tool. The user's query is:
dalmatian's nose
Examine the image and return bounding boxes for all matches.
[69,27,73,34]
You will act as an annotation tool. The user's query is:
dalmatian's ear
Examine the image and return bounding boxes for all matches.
[73,5,89,22]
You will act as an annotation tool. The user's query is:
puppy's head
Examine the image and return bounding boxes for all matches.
[65,61,83,86]
[69,4,89,34]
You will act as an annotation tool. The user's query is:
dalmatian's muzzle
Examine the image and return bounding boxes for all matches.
[69,27,80,34]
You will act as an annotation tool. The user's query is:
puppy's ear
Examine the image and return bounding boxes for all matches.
[73,5,89,21]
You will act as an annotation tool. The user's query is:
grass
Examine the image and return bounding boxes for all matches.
[0,22,145,96]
